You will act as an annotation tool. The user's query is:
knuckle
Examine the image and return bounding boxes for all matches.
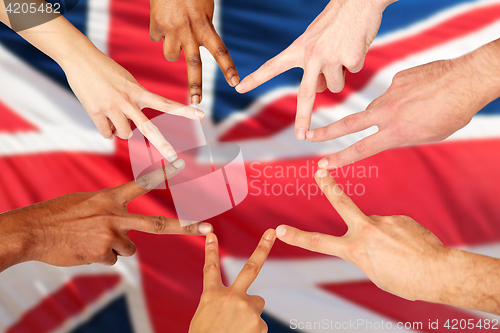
[336,195,352,208]
[142,122,159,134]
[308,233,322,249]
[87,107,101,117]
[99,128,113,139]
[136,175,151,189]
[345,242,366,262]
[256,295,265,308]
[225,66,236,75]
[242,261,260,274]
[159,142,173,153]
[203,261,219,274]
[215,45,229,57]
[298,86,314,100]
[263,59,275,72]
[341,114,358,130]
[189,82,202,90]
[126,242,137,256]
[235,297,251,310]
[353,140,369,156]
[188,54,201,67]
[184,223,198,234]
[95,248,111,263]
[343,57,362,72]
[153,216,167,233]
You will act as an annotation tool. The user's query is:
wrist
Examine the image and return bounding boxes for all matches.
[0,213,31,272]
[366,0,397,13]
[56,35,100,71]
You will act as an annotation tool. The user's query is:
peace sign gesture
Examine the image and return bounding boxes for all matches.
[275,169,451,303]
[189,230,276,333]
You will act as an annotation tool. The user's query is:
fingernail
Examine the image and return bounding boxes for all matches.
[206,233,217,243]
[166,150,178,162]
[318,159,328,169]
[199,223,212,235]
[264,229,275,241]
[106,135,114,140]
[276,225,286,238]
[235,81,246,93]
[172,159,185,169]
[230,76,240,87]
[316,168,328,178]
[296,128,306,140]
[195,109,205,118]
[127,132,134,139]
[306,131,314,140]
[192,95,200,105]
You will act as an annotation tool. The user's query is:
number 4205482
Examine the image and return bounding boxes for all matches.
[6,2,61,14]
[444,319,499,330]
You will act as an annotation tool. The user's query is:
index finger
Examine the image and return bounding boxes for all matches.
[203,233,224,290]
[315,169,366,225]
[113,159,185,204]
[231,229,276,292]
[128,110,178,162]
[295,64,321,140]
[235,49,295,94]
[204,31,240,87]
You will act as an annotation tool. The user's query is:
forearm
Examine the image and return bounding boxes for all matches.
[429,248,500,314]
[460,38,500,115]
[0,0,99,68]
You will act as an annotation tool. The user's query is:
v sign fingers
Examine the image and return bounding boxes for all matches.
[315,168,367,226]
[232,229,276,292]
[203,233,224,291]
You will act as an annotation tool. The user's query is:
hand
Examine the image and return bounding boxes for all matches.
[276,169,452,303]
[189,230,276,333]
[62,47,204,162]
[0,161,212,271]
[236,0,394,140]
[309,55,500,169]
[150,0,239,105]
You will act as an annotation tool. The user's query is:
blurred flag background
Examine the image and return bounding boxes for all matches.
[1,0,500,332]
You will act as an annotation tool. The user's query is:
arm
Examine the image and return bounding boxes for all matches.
[0,161,212,273]
[189,230,276,332]
[0,1,204,162]
[276,169,500,314]
[309,38,500,169]
[236,0,396,140]
[149,0,239,105]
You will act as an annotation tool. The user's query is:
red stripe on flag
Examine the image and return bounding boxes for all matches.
[220,4,500,141]
[6,275,120,333]
[0,100,37,133]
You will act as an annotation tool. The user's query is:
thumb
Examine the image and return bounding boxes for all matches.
[276,225,346,257]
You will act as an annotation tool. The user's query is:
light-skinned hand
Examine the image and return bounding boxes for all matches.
[277,168,452,302]
[309,39,500,169]
[62,47,204,162]
[189,230,276,333]
[275,169,500,314]
[236,0,395,140]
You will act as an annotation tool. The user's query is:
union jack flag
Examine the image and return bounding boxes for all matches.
[1,0,500,332]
